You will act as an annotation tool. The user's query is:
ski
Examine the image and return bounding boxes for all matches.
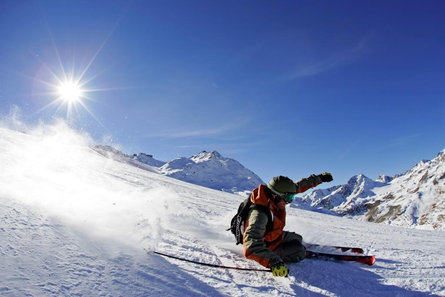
[305,250,376,266]
[305,243,364,254]
[153,251,271,272]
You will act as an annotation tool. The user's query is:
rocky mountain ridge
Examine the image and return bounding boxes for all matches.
[299,149,445,230]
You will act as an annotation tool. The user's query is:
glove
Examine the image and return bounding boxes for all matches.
[319,172,333,182]
[271,262,289,277]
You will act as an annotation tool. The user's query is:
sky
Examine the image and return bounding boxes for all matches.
[0,0,444,185]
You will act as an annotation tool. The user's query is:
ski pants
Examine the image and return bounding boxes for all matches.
[273,231,306,263]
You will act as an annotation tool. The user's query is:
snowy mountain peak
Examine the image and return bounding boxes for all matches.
[436,149,445,161]
[190,150,223,163]
[345,174,389,192]
[160,151,263,194]
[299,174,381,212]
[91,146,263,195]
[376,174,393,183]
[300,148,445,230]
[132,152,166,167]
[347,174,373,187]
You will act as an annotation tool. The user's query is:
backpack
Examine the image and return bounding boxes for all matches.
[228,196,273,245]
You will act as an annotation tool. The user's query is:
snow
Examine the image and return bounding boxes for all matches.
[300,155,445,230]
[132,152,166,167]
[1,122,444,296]
[159,150,264,194]
[93,146,263,195]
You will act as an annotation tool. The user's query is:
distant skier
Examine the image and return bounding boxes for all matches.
[243,173,333,277]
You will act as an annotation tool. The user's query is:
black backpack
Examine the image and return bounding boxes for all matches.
[228,196,273,245]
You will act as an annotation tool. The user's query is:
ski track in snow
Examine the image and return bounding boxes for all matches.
[0,124,444,296]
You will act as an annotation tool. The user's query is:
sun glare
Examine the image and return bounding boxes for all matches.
[32,17,125,125]
[57,81,84,103]
[36,66,104,124]
[35,35,115,125]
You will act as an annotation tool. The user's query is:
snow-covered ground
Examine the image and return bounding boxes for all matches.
[1,122,444,296]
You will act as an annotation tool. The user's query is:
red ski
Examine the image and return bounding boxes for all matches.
[305,250,376,266]
[305,243,364,254]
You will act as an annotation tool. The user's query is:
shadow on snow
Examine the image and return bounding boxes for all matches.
[288,258,439,297]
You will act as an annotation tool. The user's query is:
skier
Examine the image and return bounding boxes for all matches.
[243,173,333,277]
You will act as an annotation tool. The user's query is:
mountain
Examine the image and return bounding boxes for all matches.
[299,149,445,230]
[1,125,444,296]
[300,174,387,212]
[93,146,263,194]
[132,152,166,167]
[93,145,160,173]
[159,150,264,194]
[93,145,445,230]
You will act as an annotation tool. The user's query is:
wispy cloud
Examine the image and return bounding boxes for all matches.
[175,139,264,150]
[143,118,251,139]
[163,125,234,138]
[388,134,421,148]
[288,39,368,80]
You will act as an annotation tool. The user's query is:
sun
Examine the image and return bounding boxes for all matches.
[33,18,124,125]
[34,36,118,124]
[57,80,84,104]
[35,64,106,124]
[37,71,99,122]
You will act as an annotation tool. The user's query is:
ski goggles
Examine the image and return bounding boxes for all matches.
[282,193,296,204]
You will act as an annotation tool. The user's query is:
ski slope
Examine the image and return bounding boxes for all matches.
[0,122,444,296]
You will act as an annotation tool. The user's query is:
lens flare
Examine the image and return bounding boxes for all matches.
[57,81,84,103]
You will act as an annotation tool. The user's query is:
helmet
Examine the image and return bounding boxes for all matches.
[267,176,296,195]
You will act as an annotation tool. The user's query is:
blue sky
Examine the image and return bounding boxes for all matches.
[1,0,444,185]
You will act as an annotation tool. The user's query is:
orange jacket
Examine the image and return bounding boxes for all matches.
[243,175,323,267]
[251,184,286,250]
[243,185,286,267]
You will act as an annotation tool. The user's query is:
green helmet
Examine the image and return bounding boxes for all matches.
[267,176,296,195]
